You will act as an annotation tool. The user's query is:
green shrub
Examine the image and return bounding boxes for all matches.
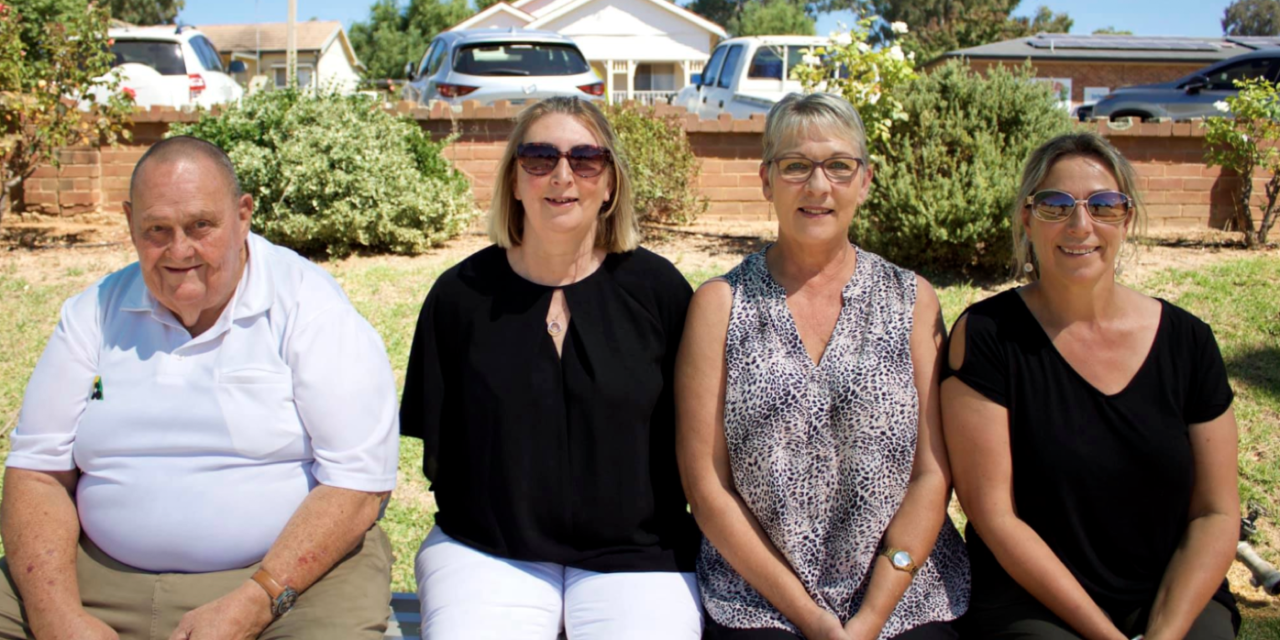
[603,102,706,225]
[854,60,1074,277]
[169,89,474,257]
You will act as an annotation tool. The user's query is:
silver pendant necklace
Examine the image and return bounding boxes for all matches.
[547,292,565,336]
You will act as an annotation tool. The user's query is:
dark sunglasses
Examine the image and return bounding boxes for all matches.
[516,143,611,178]
[1026,189,1132,224]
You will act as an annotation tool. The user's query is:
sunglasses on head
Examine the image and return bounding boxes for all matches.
[1026,189,1132,225]
[516,143,611,178]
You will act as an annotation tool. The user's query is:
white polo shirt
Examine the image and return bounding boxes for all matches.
[10,234,399,573]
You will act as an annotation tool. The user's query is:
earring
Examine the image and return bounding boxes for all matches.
[1023,262,1035,274]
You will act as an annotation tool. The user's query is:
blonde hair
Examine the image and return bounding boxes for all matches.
[487,97,638,252]
[762,93,869,167]
[1012,132,1146,280]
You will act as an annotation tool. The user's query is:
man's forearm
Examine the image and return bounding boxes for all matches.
[259,484,388,595]
[0,468,84,629]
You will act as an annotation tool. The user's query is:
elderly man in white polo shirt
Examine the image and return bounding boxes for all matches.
[0,136,400,640]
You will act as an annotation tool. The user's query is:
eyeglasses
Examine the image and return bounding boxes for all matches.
[1026,190,1133,225]
[768,155,864,184]
[516,143,612,178]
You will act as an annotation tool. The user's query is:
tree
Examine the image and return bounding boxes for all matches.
[1092,26,1132,35]
[728,0,814,36]
[1222,0,1280,36]
[1205,78,1280,247]
[349,0,470,81]
[106,0,183,25]
[1,0,133,220]
[838,0,1072,63]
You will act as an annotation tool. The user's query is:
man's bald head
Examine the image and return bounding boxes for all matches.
[129,136,242,203]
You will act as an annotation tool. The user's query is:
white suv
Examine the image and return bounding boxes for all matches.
[102,26,245,109]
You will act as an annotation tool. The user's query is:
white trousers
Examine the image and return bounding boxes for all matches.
[415,526,703,640]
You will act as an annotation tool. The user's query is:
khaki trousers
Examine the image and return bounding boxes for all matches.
[0,526,392,640]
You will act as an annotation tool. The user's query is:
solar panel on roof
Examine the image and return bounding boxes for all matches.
[1026,35,1220,51]
[1227,36,1280,49]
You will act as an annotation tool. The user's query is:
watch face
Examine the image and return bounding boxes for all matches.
[891,550,913,570]
[274,588,299,617]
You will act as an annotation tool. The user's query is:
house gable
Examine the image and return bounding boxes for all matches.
[527,0,723,61]
[451,3,534,31]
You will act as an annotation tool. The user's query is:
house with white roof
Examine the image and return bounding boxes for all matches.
[451,0,726,104]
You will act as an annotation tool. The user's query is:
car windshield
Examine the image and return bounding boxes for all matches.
[110,40,186,75]
[453,42,589,77]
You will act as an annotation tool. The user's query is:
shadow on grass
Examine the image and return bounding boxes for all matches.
[1226,345,1280,405]
[1,226,93,249]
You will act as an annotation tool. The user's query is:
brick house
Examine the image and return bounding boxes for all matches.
[930,34,1278,113]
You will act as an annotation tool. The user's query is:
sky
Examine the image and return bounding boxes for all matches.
[176,0,1232,39]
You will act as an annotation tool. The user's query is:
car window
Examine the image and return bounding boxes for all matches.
[1205,58,1274,91]
[748,45,784,79]
[426,41,448,76]
[191,36,224,73]
[417,42,437,78]
[717,45,744,89]
[453,42,589,77]
[110,39,187,75]
[701,45,728,87]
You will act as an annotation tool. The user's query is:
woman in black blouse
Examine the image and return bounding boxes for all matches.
[399,97,702,639]
[941,132,1240,640]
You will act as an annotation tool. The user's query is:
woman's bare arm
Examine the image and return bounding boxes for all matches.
[1144,409,1239,640]
[675,280,847,640]
[845,277,953,638]
[941,315,1126,640]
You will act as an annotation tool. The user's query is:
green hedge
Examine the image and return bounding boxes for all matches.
[855,60,1075,277]
[604,102,707,226]
[170,89,475,257]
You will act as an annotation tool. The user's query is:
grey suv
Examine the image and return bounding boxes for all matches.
[1086,49,1280,120]
[402,29,603,108]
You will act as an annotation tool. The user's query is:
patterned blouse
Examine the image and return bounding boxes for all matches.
[698,246,970,638]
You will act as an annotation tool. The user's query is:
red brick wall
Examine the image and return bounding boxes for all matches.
[13,104,1239,229]
[955,60,1207,104]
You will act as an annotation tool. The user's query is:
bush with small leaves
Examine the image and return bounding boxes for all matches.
[170,89,475,257]
[603,102,706,226]
[1204,78,1280,248]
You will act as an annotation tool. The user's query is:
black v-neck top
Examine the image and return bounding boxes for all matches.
[400,245,699,573]
[945,289,1236,614]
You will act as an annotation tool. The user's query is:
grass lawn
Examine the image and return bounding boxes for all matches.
[0,241,1277,635]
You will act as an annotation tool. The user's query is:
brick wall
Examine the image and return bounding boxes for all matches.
[957,60,1207,104]
[13,104,1240,229]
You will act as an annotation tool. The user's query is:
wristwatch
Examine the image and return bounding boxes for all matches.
[251,568,299,619]
[878,545,921,576]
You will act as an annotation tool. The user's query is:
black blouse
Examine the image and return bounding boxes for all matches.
[400,245,699,573]
[945,289,1237,620]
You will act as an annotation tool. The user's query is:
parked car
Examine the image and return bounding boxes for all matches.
[1084,49,1280,121]
[95,25,245,109]
[672,36,828,119]
[402,29,603,108]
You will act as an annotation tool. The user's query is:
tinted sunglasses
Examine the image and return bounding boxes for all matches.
[1026,190,1132,225]
[516,143,611,178]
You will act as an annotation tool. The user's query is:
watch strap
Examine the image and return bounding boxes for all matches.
[879,546,921,576]
[251,568,285,600]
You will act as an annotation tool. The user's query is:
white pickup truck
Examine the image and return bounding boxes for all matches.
[672,36,829,119]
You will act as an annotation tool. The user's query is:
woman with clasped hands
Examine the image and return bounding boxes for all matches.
[399,97,702,640]
[676,92,970,640]
[942,132,1240,639]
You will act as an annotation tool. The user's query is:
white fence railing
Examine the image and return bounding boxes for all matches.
[610,91,677,106]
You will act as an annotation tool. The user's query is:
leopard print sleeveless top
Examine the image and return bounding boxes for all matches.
[697,246,970,638]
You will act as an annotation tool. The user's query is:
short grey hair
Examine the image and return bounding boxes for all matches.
[1012,131,1145,280]
[762,93,869,165]
[131,135,243,202]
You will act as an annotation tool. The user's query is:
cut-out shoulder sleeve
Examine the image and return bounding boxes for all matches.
[944,303,1009,408]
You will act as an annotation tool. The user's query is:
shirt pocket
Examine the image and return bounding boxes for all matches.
[215,368,307,459]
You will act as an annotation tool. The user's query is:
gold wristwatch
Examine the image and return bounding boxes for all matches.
[878,545,920,576]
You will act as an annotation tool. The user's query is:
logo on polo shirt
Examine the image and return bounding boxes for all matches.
[90,376,103,401]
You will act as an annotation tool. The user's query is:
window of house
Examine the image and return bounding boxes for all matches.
[274,65,314,88]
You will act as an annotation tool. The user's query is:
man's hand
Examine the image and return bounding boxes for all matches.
[33,607,119,640]
[167,580,274,640]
